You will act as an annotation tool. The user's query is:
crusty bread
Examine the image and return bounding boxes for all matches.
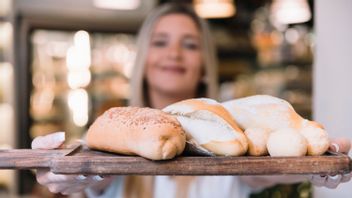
[244,128,270,156]
[163,98,248,156]
[222,95,330,156]
[222,95,303,131]
[267,128,308,157]
[86,107,186,160]
[299,120,329,156]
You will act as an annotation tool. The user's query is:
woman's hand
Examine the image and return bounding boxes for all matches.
[241,138,352,189]
[308,138,351,189]
[31,132,113,195]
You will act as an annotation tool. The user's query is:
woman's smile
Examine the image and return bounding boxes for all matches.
[159,65,186,75]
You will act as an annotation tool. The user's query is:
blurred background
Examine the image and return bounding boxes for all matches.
[1,0,351,197]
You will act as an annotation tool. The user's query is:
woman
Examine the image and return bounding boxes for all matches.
[32,3,351,198]
[129,2,218,108]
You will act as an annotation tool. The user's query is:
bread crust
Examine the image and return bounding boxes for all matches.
[222,95,329,156]
[86,107,186,160]
[163,98,248,156]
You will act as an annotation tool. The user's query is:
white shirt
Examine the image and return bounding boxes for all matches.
[86,176,253,198]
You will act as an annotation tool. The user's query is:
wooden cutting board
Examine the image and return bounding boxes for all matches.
[0,148,350,175]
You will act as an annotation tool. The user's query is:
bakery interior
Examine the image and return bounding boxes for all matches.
[0,0,351,197]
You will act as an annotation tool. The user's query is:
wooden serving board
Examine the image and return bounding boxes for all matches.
[0,148,351,175]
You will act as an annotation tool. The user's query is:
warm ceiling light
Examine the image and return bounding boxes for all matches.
[271,0,311,24]
[193,0,236,18]
[93,0,141,10]
[0,22,12,49]
[68,89,89,127]
[0,0,11,16]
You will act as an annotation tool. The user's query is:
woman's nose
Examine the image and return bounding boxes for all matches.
[167,44,182,60]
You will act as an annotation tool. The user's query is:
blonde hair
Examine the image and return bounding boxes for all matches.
[125,4,218,198]
[129,3,218,107]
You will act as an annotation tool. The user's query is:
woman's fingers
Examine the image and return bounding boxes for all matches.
[309,173,352,189]
[31,132,107,195]
[48,176,104,194]
[47,183,67,194]
[36,170,105,194]
[310,175,327,187]
[341,173,352,183]
[325,175,342,189]
[329,138,351,153]
[36,169,51,185]
[61,185,87,195]
[36,170,72,185]
[60,176,104,195]
[31,132,65,149]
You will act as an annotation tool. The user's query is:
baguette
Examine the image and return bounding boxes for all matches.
[163,98,248,156]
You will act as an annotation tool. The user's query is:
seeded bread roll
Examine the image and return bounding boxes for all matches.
[163,98,248,156]
[86,107,186,160]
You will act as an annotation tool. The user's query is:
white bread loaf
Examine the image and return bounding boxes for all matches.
[244,128,270,156]
[86,107,186,160]
[222,95,329,156]
[299,120,329,156]
[163,98,248,156]
[267,128,308,157]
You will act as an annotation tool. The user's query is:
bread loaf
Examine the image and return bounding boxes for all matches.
[86,107,186,160]
[244,128,270,156]
[222,95,329,156]
[267,128,308,157]
[163,98,248,156]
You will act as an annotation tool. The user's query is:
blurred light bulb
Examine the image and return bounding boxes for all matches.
[271,0,311,24]
[285,28,300,44]
[93,0,140,10]
[0,0,11,16]
[66,30,92,89]
[194,0,236,18]
[68,89,89,127]
[67,70,91,89]
[0,22,12,49]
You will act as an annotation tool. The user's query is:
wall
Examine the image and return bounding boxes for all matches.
[314,0,352,197]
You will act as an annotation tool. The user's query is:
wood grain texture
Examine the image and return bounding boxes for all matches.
[0,149,74,169]
[51,149,351,175]
[1,149,350,175]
